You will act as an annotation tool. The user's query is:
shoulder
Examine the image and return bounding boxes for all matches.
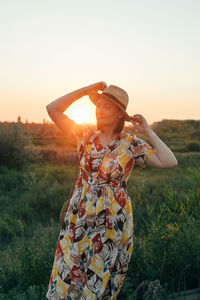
[120,131,144,146]
[120,130,133,144]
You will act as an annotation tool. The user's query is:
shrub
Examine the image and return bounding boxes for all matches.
[170,145,187,152]
[38,147,78,164]
[0,123,41,169]
[0,166,27,194]
[186,141,200,152]
[0,213,25,240]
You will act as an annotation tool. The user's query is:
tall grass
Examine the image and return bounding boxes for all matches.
[0,153,200,299]
[118,160,200,298]
[0,220,60,299]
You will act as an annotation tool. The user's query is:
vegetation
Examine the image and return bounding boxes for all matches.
[0,120,200,299]
[0,123,41,169]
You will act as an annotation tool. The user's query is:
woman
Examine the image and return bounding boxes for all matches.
[46,82,178,300]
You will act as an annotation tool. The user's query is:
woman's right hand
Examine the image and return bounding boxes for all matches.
[85,81,107,93]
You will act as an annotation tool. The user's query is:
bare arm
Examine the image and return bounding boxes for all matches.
[46,81,107,136]
[129,114,178,169]
[145,129,178,168]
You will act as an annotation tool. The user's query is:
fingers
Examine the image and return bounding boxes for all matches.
[128,118,140,129]
[91,81,107,92]
[132,114,143,120]
[129,117,142,125]
[129,114,142,119]
[128,114,146,133]
[129,114,145,124]
[99,81,107,90]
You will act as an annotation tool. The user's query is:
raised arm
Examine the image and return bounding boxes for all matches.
[46,81,107,137]
[129,114,178,169]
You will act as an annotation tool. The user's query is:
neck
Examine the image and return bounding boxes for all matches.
[97,123,118,138]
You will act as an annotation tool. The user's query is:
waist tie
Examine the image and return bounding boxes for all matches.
[79,171,127,189]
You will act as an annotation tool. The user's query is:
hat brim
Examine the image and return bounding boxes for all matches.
[89,92,130,122]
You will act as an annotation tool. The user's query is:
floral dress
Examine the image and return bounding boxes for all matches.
[46,128,155,300]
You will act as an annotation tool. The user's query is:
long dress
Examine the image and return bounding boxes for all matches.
[46,128,155,300]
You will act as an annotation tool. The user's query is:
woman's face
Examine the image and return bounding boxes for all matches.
[96,96,123,129]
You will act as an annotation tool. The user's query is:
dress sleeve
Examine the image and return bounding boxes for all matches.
[132,134,156,168]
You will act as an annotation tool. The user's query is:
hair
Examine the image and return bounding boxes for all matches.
[113,114,125,134]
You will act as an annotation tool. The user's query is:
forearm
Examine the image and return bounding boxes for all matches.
[145,128,178,166]
[46,85,91,113]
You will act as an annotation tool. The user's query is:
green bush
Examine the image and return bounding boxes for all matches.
[0,213,25,240]
[39,148,58,162]
[170,145,187,152]
[186,141,200,152]
[0,166,27,194]
[38,147,78,164]
[170,141,200,152]
[0,123,40,169]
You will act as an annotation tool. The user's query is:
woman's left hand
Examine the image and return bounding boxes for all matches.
[128,114,151,136]
[129,114,178,169]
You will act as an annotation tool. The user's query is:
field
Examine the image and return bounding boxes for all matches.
[0,120,200,299]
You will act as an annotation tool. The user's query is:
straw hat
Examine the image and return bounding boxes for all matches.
[89,85,130,121]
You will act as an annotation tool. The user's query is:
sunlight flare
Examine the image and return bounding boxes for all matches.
[67,107,91,124]
[65,100,96,124]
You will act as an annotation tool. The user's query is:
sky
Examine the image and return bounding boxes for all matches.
[0,0,200,125]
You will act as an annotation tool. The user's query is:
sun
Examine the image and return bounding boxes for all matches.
[67,107,91,124]
[65,99,96,124]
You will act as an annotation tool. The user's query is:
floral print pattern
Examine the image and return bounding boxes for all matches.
[46,128,155,300]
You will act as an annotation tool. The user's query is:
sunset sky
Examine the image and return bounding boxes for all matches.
[1,0,199,125]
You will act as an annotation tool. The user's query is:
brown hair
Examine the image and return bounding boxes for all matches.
[113,115,125,134]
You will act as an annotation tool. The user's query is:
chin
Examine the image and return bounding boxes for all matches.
[96,120,105,132]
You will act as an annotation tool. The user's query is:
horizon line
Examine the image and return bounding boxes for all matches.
[0,118,200,125]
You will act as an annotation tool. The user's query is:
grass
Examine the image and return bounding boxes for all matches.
[0,152,200,299]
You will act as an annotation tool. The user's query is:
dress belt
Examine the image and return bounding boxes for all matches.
[79,171,127,189]
[97,180,127,189]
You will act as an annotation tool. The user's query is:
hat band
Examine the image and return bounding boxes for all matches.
[102,92,126,110]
